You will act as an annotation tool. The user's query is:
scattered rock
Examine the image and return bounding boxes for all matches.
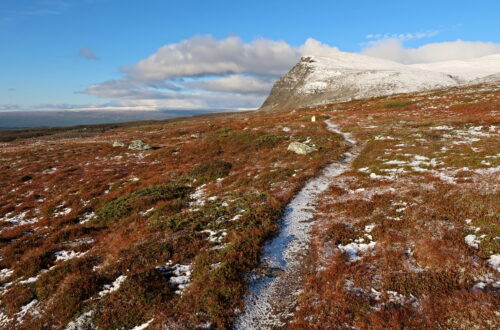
[311,115,316,122]
[21,175,32,182]
[264,267,284,278]
[287,142,317,155]
[190,133,202,138]
[112,141,126,147]
[128,140,152,150]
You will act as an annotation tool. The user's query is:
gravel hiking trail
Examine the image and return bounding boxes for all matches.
[235,120,359,329]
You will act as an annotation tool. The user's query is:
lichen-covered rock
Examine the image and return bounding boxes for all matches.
[287,142,317,155]
[128,140,152,150]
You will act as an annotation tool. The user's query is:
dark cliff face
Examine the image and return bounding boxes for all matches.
[259,57,316,111]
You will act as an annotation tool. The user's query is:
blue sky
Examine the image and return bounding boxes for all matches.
[1,0,499,111]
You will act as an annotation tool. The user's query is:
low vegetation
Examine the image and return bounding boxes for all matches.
[0,82,498,328]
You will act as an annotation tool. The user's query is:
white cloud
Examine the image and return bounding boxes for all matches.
[362,39,500,64]
[299,38,340,57]
[366,30,439,42]
[0,104,21,111]
[82,36,342,110]
[81,35,500,111]
[187,75,275,95]
[124,35,300,82]
[79,47,99,60]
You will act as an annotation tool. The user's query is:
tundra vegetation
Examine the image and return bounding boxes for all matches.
[0,82,498,329]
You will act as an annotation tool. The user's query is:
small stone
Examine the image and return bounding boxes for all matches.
[311,115,316,122]
[112,141,126,147]
[287,142,317,155]
[264,267,284,278]
[128,140,152,150]
[21,175,33,182]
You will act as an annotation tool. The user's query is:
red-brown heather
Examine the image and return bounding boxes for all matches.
[0,82,499,329]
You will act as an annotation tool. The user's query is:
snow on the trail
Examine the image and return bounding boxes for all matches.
[235,120,358,329]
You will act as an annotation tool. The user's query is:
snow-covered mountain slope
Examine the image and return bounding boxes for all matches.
[260,52,500,111]
[411,54,500,81]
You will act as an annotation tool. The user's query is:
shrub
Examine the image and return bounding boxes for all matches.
[94,269,174,329]
[382,101,415,109]
[95,182,192,225]
[34,256,101,301]
[190,160,232,183]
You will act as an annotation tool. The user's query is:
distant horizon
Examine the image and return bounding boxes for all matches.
[0,108,233,129]
[1,0,499,115]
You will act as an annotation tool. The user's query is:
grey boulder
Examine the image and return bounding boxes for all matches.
[128,140,152,150]
[287,142,317,155]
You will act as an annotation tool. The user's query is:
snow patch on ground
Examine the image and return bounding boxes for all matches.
[79,211,95,224]
[54,250,87,262]
[65,311,95,330]
[189,184,207,207]
[338,241,377,262]
[0,268,14,281]
[131,318,154,330]
[202,229,227,244]
[487,255,500,272]
[16,300,40,323]
[0,211,39,229]
[464,234,481,249]
[157,262,193,295]
[98,275,127,297]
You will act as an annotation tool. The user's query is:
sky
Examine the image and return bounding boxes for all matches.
[1,0,499,112]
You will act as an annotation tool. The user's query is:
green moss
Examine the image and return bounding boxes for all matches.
[229,131,285,150]
[95,182,192,225]
[382,101,415,109]
[216,127,232,137]
[190,160,232,184]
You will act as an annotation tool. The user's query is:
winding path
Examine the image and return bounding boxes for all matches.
[235,120,358,329]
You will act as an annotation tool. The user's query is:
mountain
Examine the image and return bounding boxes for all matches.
[410,54,500,81]
[260,52,500,110]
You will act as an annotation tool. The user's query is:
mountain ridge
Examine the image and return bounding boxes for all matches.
[260,52,500,110]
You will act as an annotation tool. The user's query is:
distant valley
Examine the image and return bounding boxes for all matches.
[0,109,223,129]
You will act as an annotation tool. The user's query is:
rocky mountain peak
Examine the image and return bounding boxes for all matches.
[260,52,500,111]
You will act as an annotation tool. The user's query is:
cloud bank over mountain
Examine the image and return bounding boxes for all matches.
[362,39,500,64]
[4,36,499,112]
